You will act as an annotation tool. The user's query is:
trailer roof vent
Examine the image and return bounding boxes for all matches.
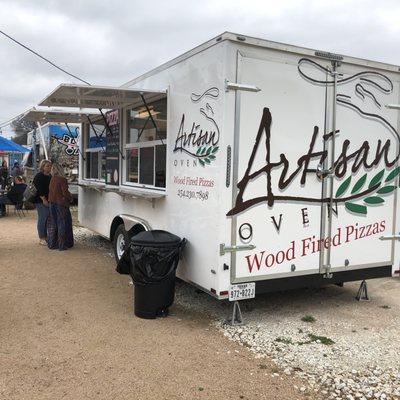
[236,35,246,41]
[314,50,343,62]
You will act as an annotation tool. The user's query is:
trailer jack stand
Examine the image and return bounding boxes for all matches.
[356,280,370,301]
[226,301,244,326]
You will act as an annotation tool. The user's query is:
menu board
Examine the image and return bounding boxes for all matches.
[105,109,120,186]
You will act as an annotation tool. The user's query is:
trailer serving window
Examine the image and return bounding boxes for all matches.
[83,119,106,181]
[37,84,167,189]
[124,98,167,188]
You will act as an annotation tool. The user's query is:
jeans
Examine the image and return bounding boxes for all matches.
[47,203,74,250]
[36,203,49,239]
[0,195,12,215]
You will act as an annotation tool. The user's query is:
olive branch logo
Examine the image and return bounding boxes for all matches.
[196,145,219,166]
[335,166,400,215]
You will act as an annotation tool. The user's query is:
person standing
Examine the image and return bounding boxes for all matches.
[33,160,52,245]
[0,160,8,188]
[11,161,23,180]
[47,163,74,251]
[0,160,9,216]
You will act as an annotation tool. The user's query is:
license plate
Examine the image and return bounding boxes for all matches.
[229,282,255,301]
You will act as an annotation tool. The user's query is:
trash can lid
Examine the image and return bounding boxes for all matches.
[131,230,182,246]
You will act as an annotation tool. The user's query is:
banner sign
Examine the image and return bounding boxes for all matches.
[105,110,120,186]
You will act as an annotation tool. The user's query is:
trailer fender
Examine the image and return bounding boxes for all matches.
[110,214,151,241]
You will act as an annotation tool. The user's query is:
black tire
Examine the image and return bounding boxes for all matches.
[113,224,129,262]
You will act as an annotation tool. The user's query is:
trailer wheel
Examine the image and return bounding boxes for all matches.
[113,224,129,261]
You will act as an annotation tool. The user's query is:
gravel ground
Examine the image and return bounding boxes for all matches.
[73,226,114,257]
[73,225,400,400]
[2,215,308,400]
[219,284,400,400]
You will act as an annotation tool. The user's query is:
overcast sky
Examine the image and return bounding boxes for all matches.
[1,0,400,136]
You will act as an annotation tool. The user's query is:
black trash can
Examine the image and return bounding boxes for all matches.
[129,230,185,319]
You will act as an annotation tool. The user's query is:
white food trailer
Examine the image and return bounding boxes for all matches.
[29,32,400,301]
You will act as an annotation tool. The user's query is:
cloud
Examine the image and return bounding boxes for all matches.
[1,0,400,127]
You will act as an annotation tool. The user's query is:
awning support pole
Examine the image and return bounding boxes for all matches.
[86,115,106,152]
[139,94,165,147]
[137,117,150,142]
[32,128,37,174]
[98,109,125,159]
[64,123,85,161]
[37,122,49,160]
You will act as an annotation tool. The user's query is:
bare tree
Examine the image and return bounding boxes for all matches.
[11,116,37,144]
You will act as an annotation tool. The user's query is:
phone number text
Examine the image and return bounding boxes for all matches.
[177,189,209,201]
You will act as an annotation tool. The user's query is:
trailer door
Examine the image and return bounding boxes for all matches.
[228,52,328,283]
[229,52,399,284]
[319,61,399,274]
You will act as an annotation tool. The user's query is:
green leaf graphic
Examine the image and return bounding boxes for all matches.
[385,166,400,182]
[196,145,218,166]
[335,176,352,198]
[377,185,396,194]
[345,202,367,215]
[364,196,384,204]
[351,174,367,194]
[341,168,400,217]
[369,169,385,188]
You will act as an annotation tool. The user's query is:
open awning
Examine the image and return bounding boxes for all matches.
[22,108,102,124]
[39,84,166,109]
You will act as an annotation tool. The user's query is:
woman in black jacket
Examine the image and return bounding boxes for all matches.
[32,160,52,245]
[0,160,9,216]
[0,160,8,189]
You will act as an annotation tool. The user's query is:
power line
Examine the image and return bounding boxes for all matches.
[0,30,91,85]
[0,29,91,128]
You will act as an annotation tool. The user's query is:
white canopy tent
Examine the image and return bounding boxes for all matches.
[22,107,102,124]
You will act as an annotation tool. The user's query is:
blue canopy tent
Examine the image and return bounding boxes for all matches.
[0,136,30,153]
[0,136,31,170]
